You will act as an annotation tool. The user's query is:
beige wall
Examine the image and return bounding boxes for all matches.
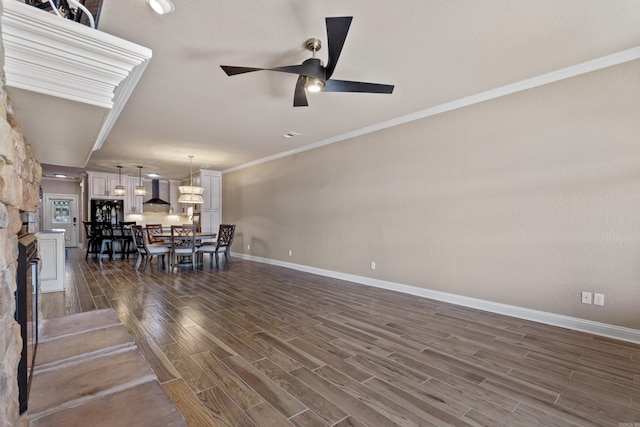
[223,59,640,330]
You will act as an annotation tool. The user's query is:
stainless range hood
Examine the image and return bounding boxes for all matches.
[143,180,170,213]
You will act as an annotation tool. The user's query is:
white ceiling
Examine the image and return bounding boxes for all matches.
[22,0,640,180]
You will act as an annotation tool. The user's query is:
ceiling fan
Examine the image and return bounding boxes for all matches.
[220,16,394,107]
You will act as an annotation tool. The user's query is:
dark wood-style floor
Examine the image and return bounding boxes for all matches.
[42,248,640,426]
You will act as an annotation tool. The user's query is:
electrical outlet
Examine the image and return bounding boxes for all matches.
[581,291,592,304]
[247,244,250,250]
[370,261,376,270]
[288,250,292,257]
[594,293,605,306]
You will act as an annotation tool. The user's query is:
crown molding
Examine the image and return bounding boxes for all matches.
[224,45,640,175]
[1,0,152,153]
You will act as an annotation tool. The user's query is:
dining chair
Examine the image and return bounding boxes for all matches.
[170,225,199,270]
[119,221,136,259]
[145,224,164,245]
[96,222,115,261]
[199,224,235,269]
[131,225,169,271]
[83,221,101,259]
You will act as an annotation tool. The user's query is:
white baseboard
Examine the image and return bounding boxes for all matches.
[231,252,640,344]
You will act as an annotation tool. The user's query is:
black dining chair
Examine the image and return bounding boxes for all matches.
[119,221,136,259]
[199,224,235,269]
[83,221,101,259]
[96,222,116,261]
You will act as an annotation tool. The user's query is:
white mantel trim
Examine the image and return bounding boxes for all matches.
[1,0,152,154]
[232,252,640,345]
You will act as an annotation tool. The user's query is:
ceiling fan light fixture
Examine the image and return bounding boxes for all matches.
[147,0,175,15]
[305,77,324,93]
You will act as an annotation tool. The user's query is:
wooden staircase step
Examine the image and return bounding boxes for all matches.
[39,309,122,340]
[30,381,185,427]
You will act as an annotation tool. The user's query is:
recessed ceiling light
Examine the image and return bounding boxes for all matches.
[283,131,300,138]
[146,172,160,177]
[54,173,67,178]
[146,0,175,15]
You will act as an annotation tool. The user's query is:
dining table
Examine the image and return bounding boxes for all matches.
[154,231,217,268]
[154,231,217,243]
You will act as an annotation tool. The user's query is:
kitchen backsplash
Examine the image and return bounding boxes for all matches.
[124,212,192,226]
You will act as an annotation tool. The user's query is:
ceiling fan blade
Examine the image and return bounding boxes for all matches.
[221,64,305,77]
[220,66,267,76]
[293,76,308,107]
[323,79,394,94]
[324,16,352,80]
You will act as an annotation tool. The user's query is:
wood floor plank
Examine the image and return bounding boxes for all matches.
[362,376,472,426]
[331,416,368,427]
[237,332,304,372]
[287,337,371,382]
[223,356,306,418]
[163,378,219,427]
[425,377,542,427]
[253,332,324,370]
[186,324,237,360]
[192,351,265,411]
[290,367,403,427]
[345,351,429,385]
[312,365,428,427]
[509,363,636,408]
[163,343,217,393]
[252,358,348,425]
[197,386,257,427]
[245,402,294,427]
[513,402,598,427]
[289,410,329,427]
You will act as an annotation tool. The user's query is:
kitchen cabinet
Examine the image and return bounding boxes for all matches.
[88,172,109,198]
[191,170,221,233]
[37,230,65,293]
[202,172,221,211]
[169,180,181,214]
[201,210,221,234]
[125,177,144,213]
[87,171,125,200]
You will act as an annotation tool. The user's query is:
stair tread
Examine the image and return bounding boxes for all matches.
[39,309,121,340]
[36,323,135,368]
[30,347,156,417]
[30,381,185,427]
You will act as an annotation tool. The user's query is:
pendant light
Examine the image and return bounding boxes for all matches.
[113,165,126,196]
[178,155,204,204]
[135,166,146,196]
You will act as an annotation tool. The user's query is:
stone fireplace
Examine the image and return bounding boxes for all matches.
[0,26,43,427]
